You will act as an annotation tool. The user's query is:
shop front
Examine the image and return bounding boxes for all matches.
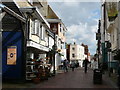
[1,3,26,81]
[26,40,52,81]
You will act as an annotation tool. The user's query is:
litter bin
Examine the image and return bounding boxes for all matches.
[93,69,102,84]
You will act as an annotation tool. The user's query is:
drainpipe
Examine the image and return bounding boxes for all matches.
[23,13,30,81]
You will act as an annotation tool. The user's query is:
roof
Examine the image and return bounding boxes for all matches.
[14,0,50,29]
[0,3,26,23]
[46,5,59,19]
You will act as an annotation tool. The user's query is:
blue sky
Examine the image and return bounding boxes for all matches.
[48,2,101,55]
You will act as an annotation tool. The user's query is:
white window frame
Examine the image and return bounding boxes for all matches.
[41,26,45,40]
[32,20,35,34]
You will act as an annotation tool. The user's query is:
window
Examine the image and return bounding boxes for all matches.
[61,45,62,49]
[39,24,42,39]
[34,20,37,34]
[36,21,39,36]
[32,20,35,34]
[41,26,45,40]
[32,20,39,36]
[60,24,62,32]
[63,32,65,36]
[72,47,75,51]
[41,26,43,40]
[72,54,75,58]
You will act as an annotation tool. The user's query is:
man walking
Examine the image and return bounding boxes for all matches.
[84,58,89,73]
[63,59,68,72]
[71,61,75,71]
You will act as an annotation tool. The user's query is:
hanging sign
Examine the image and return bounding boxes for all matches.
[96,33,101,40]
[7,46,17,65]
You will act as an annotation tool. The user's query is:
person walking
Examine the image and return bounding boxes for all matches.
[92,58,98,70]
[63,59,68,72]
[84,58,89,73]
[71,61,75,71]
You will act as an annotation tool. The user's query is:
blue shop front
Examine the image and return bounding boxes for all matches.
[1,3,26,81]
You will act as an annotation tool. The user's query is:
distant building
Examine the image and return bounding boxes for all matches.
[67,43,85,67]
[47,5,67,70]
[81,43,90,60]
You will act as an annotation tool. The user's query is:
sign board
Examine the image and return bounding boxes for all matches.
[96,33,101,40]
[7,46,17,65]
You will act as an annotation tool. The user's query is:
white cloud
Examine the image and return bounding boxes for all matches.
[48,2,100,55]
[66,22,98,54]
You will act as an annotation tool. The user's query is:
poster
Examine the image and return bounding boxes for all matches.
[7,46,17,65]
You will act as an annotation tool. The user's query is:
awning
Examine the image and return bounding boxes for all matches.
[0,4,26,23]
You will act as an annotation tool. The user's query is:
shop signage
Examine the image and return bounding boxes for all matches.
[96,33,101,40]
[27,41,49,52]
[7,46,17,65]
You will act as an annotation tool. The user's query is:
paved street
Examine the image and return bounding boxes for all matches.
[3,67,119,89]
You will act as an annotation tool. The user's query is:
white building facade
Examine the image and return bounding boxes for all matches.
[70,43,85,67]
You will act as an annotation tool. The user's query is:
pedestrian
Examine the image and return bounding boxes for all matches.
[71,61,75,71]
[84,58,89,73]
[92,58,98,70]
[63,59,68,72]
[117,62,120,89]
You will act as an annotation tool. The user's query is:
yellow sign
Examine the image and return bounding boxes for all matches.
[7,46,17,65]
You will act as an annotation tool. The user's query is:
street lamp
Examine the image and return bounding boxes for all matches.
[52,25,57,75]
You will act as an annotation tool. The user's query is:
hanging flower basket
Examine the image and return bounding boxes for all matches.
[107,2,118,21]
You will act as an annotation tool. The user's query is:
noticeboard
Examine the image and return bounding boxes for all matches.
[7,46,17,65]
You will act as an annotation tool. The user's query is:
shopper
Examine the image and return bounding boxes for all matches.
[84,58,89,73]
[63,59,68,72]
[92,58,98,70]
[71,61,75,71]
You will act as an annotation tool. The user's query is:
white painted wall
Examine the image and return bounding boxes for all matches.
[48,36,54,49]
[70,44,85,61]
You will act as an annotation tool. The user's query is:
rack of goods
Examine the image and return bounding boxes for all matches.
[26,58,51,83]
[26,59,36,80]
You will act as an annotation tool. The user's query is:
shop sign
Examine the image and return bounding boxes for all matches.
[7,46,17,65]
[27,41,49,52]
[96,33,101,40]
